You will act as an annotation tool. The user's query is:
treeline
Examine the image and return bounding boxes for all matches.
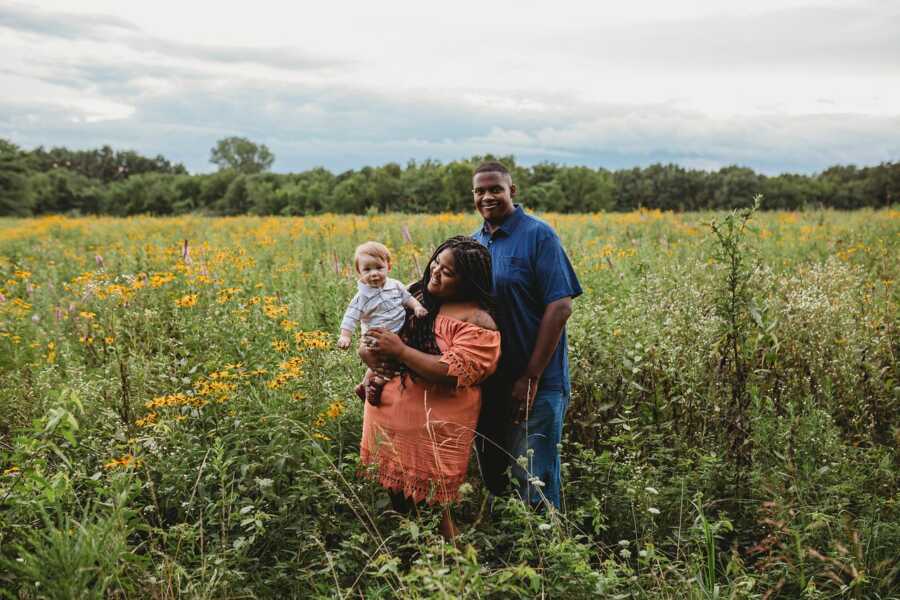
[1,137,897,216]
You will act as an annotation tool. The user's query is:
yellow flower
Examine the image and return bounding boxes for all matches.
[175,294,198,308]
[217,287,242,304]
[263,303,289,319]
[294,330,330,350]
[149,272,176,288]
[79,311,96,320]
[324,400,344,419]
[267,356,304,388]
[103,454,136,470]
[135,412,158,427]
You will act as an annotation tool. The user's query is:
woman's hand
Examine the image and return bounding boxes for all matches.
[364,328,407,360]
[358,342,401,379]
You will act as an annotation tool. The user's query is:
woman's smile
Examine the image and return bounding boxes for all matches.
[426,249,459,298]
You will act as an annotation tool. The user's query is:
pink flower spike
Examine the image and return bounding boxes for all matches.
[402,224,413,243]
[95,255,104,268]
[182,239,192,265]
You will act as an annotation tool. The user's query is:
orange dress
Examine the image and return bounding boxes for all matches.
[360,314,501,505]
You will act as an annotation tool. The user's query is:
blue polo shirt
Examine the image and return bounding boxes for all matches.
[473,205,582,392]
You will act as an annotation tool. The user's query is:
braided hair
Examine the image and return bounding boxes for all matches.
[401,236,494,357]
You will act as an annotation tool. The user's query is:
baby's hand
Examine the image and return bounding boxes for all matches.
[413,305,429,318]
[337,334,352,349]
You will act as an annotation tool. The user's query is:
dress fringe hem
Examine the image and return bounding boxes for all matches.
[359,448,465,506]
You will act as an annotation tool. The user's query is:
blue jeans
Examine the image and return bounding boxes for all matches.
[507,388,569,509]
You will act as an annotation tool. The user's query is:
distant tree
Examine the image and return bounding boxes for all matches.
[196,170,240,211]
[217,175,252,215]
[761,173,823,210]
[246,173,284,215]
[171,174,204,214]
[3,136,898,215]
[441,161,476,212]
[270,169,337,215]
[555,167,616,212]
[520,180,566,211]
[27,144,186,182]
[0,138,22,157]
[0,140,33,216]
[0,171,31,216]
[862,162,900,207]
[400,160,444,213]
[529,162,561,187]
[29,169,103,214]
[104,173,177,215]
[711,166,762,210]
[210,137,274,174]
[613,167,651,211]
[370,163,404,212]
[327,171,371,213]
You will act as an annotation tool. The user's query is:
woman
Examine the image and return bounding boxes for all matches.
[360,236,500,539]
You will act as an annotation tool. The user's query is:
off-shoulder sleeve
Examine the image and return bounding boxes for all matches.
[439,323,501,387]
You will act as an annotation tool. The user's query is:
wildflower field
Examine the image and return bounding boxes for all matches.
[0,208,897,599]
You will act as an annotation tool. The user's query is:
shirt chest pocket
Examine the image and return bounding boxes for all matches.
[495,255,532,288]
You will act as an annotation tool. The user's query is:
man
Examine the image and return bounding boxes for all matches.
[472,161,582,510]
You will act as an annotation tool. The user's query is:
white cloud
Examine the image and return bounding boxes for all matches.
[0,0,898,174]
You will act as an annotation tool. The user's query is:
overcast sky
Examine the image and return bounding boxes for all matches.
[1,0,898,174]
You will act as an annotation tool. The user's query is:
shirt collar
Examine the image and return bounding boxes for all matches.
[481,204,525,237]
[357,280,383,296]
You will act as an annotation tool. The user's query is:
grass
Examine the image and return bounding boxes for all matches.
[0,207,897,598]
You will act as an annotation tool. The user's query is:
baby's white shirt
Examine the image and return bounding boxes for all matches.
[340,278,411,334]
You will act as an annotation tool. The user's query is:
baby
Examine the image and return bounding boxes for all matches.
[338,241,428,405]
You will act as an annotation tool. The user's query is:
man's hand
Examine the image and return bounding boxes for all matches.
[512,374,538,424]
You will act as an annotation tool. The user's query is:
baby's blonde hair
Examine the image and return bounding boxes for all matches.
[354,241,392,272]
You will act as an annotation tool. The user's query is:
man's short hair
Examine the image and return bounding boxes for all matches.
[474,160,511,179]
